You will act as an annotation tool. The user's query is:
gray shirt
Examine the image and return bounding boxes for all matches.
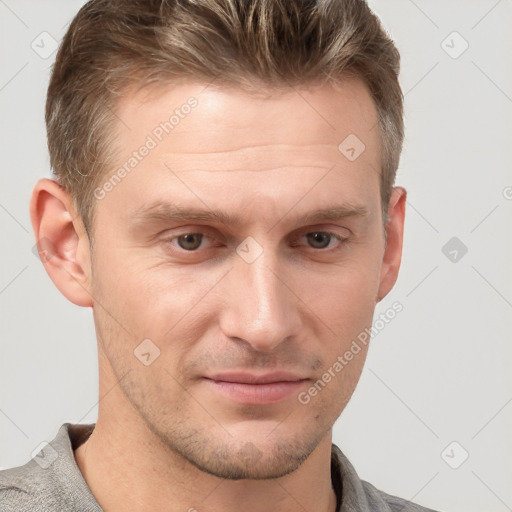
[1,423,440,511]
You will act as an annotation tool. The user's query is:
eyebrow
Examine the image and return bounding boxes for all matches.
[130,201,370,228]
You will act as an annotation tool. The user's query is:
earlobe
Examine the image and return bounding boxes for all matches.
[376,186,407,303]
[30,178,94,307]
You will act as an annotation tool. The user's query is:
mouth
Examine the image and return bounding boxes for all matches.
[203,372,309,405]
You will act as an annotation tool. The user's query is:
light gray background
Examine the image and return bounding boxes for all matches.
[1,1,511,511]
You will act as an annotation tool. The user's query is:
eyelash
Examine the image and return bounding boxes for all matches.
[162,230,349,255]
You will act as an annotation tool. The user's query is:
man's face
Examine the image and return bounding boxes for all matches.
[86,78,397,479]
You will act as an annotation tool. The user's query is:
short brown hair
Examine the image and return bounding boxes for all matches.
[46,0,404,243]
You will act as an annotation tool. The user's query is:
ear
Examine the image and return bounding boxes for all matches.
[376,186,406,302]
[30,178,93,307]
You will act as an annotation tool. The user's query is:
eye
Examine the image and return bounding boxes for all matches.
[294,231,348,250]
[172,233,209,251]
[163,229,348,256]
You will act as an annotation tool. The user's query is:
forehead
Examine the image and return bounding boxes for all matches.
[115,77,379,152]
[97,78,382,225]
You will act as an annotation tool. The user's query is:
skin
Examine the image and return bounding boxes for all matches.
[30,77,406,512]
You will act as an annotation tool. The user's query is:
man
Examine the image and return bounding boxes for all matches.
[0,0,441,510]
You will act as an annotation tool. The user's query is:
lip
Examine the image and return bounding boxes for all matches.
[203,372,309,405]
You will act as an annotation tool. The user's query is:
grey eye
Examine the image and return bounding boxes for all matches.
[305,232,333,249]
[176,233,204,251]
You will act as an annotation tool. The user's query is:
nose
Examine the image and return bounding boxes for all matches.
[218,247,302,352]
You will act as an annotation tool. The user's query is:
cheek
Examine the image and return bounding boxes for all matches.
[92,246,200,332]
[296,260,381,338]
[296,343,369,433]
[91,253,224,387]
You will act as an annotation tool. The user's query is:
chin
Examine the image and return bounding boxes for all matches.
[184,446,310,480]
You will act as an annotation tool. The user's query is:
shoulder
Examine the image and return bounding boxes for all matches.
[0,422,100,512]
[331,443,442,512]
[360,480,441,512]
[0,457,62,512]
